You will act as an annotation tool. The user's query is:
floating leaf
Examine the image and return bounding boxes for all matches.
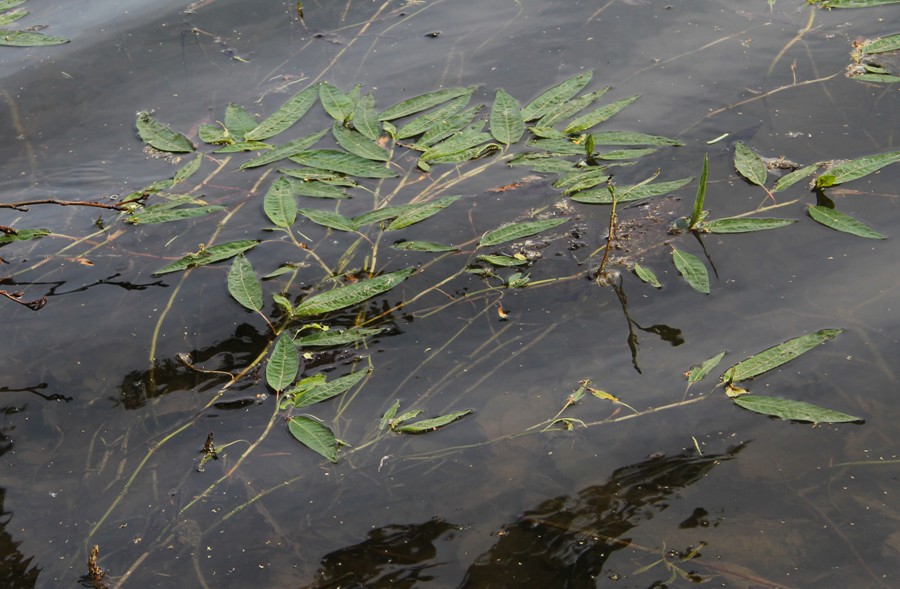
[422,143,499,166]
[264,177,298,227]
[522,71,593,121]
[393,409,473,433]
[733,395,862,424]
[811,0,900,7]
[294,327,384,347]
[633,263,661,288]
[563,95,640,134]
[489,89,525,145]
[0,228,49,245]
[418,106,482,147]
[173,154,202,184]
[734,142,767,187]
[135,112,194,153]
[290,179,348,199]
[672,248,709,294]
[319,82,354,122]
[392,241,457,252]
[597,148,658,160]
[703,217,797,233]
[227,254,263,312]
[479,218,569,247]
[127,205,224,225]
[292,370,368,409]
[537,88,610,128]
[288,416,338,462]
[423,129,493,160]
[772,163,820,192]
[245,85,318,141]
[0,1,25,10]
[378,86,474,121]
[331,123,390,161]
[198,124,231,145]
[807,206,885,239]
[386,195,460,230]
[290,149,396,178]
[297,208,359,232]
[687,351,727,384]
[572,177,692,204]
[527,138,585,156]
[224,103,258,140]
[214,141,271,153]
[860,33,900,54]
[380,400,401,431]
[353,205,413,226]
[590,131,682,146]
[507,153,575,173]
[266,334,299,392]
[0,30,68,46]
[396,94,471,139]
[294,268,414,317]
[721,328,843,384]
[352,93,381,140]
[554,168,611,194]
[240,130,327,169]
[477,254,529,267]
[0,8,27,26]
[815,150,900,188]
[154,240,259,275]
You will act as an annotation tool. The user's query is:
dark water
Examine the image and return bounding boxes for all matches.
[1,1,899,587]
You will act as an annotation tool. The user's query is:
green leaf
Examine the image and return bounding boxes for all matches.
[554,167,611,194]
[396,94,471,139]
[294,327,384,347]
[422,129,493,160]
[421,143,499,166]
[672,248,709,294]
[294,268,414,317]
[815,150,900,188]
[772,163,820,192]
[507,153,575,173]
[703,217,797,233]
[390,409,424,428]
[224,103,258,140]
[596,148,658,160]
[290,179,348,199]
[266,334,299,392]
[489,89,525,145]
[378,86,474,121]
[477,254,528,267]
[807,205,885,239]
[292,370,368,409]
[319,82,354,122]
[687,351,726,384]
[386,196,460,230]
[393,409,473,433]
[290,149,396,178]
[722,328,843,384]
[0,228,49,245]
[571,177,692,204]
[733,395,862,424]
[353,205,413,226]
[847,73,900,83]
[380,400,401,431]
[690,154,708,228]
[214,141,271,153]
[563,95,640,134]
[734,142,767,187]
[0,30,68,46]
[352,93,381,140]
[590,131,682,146]
[173,154,203,184]
[392,241,458,252]
[812,0,900,7]
[288,416,338,462]
[198,124,231,145]
[633,263,662,288]
[860,33,900,54]
[0,1,25,10]
[126,205,224,225]
[522,71,593,121]
[264,177,298,227]
[297,208,359,232]
[331,123,390,161]
[153,240,259,275]
[0,7,25,26]
[479,218,569,248]
[537,87,610,127]
[245,85,319,141]
[240,130,327,169]
[135,112,194,153]
[227,254,263,312]
[418,106,482,147]
[526,138,585,156]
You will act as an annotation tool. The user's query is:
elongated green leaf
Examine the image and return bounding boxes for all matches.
[154,240,259,275]
[266,334,299,392]
[390,409,424,428]
[294,268,414,317]
[572,177,692,204]
[690,154,708,227]
[240,130,327,169]
[396,94,471,139]
[297,208,359,232]
[380,400,401,431]
[633,263,661,288]
[291,179,348,199]
[294,327,384,347]
[379,86,474,121]
[228,254,263,312]
[0,30,68,46]
[394,409,473,433]
[590,131,682,146]
[733,395,862,424]
[331,123,390,161]
[0,1,25,10]
[198,124,231,144]
[538,88,610,128]
[848,73,900,83]
[245,85,318,141]
[422,143,499,166]
[477,254,528,267]
[288,416,338,462]
[554,167,611,193]
[479,218,569,247]
[860,33,900,54]
[352,93,381,140]
[734,142,767,186]
[353,205,414,226]
[507,153,575,173]
[772,163,820,192]
[292,370,368,409]
[127,205,224,225]
[423,130,493,159]
[418,106,482,146]
[672,248,709,294]
[135,112,193,153]
[522,71,593,121]
[527,138,585,156]
[807,205,885,239]
[0,8,27,26]
[722,328,843,384]
[387,196,460,230]
[597,148,658,160]
[563,95,640,134]
[224,103,257,140]
[214,141,271,153]
[290,149,396,178]
[0,228,49,245]
[319,82,354,122]
[813,0,900,7]
[703,217,796,233]
[264,177,297,227]
[816,150,900,187]
[490,89,525,145]
[392,240,458,252]
[173,154,202,184]
[687,351,726,384]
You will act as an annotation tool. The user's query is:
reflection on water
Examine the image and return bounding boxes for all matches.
[1,0,899,588]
